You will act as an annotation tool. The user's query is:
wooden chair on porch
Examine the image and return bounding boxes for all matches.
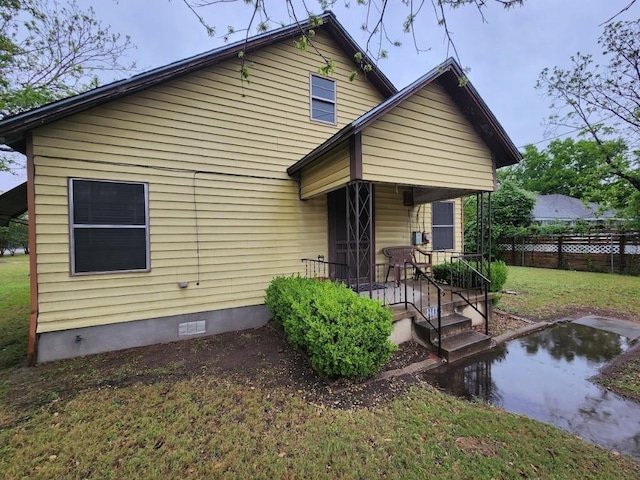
[381,246,432,286]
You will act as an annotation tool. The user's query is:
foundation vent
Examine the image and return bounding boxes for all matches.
[178,320,206,336]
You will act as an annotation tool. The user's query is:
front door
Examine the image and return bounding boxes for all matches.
[327,182,374,289]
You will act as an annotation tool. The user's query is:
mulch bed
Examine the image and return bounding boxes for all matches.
[5,309,638,416]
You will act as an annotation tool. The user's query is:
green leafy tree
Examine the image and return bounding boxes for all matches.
[537,19,640,195]
[0,216,27,256]
[0,0,135,171]
[464,181,535,257]
[498,138,634,214]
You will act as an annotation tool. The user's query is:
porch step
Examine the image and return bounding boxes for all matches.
[414,313,471,343]
[412,312,491,364]
[392,308,413,322]
[435,331,492,364]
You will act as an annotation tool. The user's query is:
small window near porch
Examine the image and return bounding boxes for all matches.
[310,74,336,124]
[69,178,149,275]
[432,201,455,250]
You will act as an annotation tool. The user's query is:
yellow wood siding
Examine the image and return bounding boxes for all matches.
[299,143,350,199]
[374,184,413,264]
[361,82,495,190]
[32,31,384,332]
[374,185,463,265]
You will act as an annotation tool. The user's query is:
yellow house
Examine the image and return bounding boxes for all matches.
[0,12,520,363]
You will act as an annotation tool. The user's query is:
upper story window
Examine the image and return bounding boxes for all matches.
[69,178,149,275]
[310,74,336,124]
[432,201,455,251]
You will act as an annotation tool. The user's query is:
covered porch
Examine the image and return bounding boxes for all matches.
[296,178,495,363]
[287,59,521,363]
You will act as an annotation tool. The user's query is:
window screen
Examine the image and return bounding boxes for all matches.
[432,201,455,250]
[310,74,336,124]
[70,179,149,274]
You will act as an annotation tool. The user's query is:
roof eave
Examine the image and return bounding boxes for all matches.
[289,57,522,177]
[0,11,396,146]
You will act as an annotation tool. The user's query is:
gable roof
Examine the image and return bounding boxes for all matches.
[533,194,618,222]
[0,182,27,226]
[288,57,521,176]
[0,11,396,153]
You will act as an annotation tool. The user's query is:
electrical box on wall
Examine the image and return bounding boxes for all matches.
[412,231,423,245]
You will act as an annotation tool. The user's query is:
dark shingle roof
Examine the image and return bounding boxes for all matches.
[533,194,618,221]
[0,11,396,153]
[288,57,521,176]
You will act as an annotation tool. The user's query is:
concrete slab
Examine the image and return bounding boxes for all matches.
[572,316,640,341]
[493,321,551,345]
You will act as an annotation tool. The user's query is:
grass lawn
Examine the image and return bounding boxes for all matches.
[0,254,30,369]
[0,258,639,478]
[498,266,640,320]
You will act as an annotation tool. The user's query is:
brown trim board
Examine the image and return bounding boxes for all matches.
[26,133,38,365]
[349,132,362,180]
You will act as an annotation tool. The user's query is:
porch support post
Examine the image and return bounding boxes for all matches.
[487,192,492,272]
[475,193,480,256]
[346,181,373,293]
[479,192,485,259]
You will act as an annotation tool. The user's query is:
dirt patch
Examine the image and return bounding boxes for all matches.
[1,324,437,416]
[385,341,432,371]
[455,436,498,457]
[595,342,640,402]
[474,310,530,337]
[3,309,637,419]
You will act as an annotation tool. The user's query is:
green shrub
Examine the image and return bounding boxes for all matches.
[489,261,508,293]
[432,260,509,293]
[265,276,396,378]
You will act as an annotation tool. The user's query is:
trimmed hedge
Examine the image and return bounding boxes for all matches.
[433,260,509,293]
[265,276,396,379]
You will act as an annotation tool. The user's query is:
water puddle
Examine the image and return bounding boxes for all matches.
[423,322,640,460]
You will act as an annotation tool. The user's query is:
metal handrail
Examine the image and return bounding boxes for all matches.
[301,258,350,282]
[404,261,443,357]
[457,258,490,284]
[450,256,491,335]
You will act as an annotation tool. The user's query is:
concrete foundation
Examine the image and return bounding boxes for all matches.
[458,300,493,327]
[36,304,271,363]
[390,317,413,345]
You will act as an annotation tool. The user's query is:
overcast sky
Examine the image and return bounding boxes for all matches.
[1,0,637,192]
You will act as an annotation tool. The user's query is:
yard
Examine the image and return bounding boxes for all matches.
[1,255,639,478]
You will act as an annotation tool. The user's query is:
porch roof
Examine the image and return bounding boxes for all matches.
[287,57,521,178]
[0,182,27,226]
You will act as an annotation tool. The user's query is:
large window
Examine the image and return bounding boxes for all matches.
[69,179,149,275]
[432,201,455,251]
[310,74,336,124]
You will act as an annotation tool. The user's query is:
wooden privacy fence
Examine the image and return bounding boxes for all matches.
[498,233,640,276]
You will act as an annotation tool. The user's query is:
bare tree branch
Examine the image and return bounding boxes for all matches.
[600,0,638,25]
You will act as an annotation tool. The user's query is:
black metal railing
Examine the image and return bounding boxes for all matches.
[448,256,491,335]
[301,257,444,356]
[301,258,350,282]
[403,261,443,357]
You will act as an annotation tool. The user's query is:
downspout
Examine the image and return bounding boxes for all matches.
[26,132,38,365]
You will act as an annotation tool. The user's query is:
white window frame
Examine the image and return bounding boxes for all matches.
[69,178,150,275]
[432,201,455,251]
[309,73,337,125]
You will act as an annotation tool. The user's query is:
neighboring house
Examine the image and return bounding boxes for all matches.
[533,194,618,225]
[0,12,520,363]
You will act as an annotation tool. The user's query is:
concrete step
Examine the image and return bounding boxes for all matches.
[434,331,492,364]
[392,308,414,322]
[414,313,472,343]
